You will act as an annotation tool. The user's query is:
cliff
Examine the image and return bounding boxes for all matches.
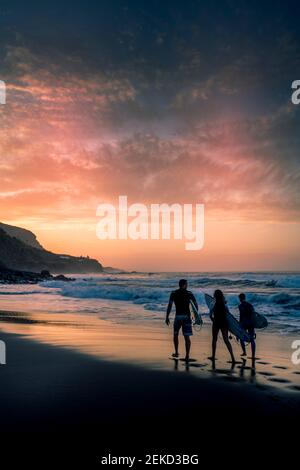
[0,226,103,274]
[0,222,44,250]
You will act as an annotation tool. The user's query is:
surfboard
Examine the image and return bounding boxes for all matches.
[204,293,215,313]
[204,293,250,342]
[190,300,203,326]
[253,312,268,329]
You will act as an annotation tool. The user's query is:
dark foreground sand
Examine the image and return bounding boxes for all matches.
[0,309,299,465]
[0,321,299,466]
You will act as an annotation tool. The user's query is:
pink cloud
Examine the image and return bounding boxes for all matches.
[1,46,299,226]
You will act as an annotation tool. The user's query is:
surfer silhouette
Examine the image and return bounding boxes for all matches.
[165,279,198,362]
[238,293,256,359]
[208,290,236,363]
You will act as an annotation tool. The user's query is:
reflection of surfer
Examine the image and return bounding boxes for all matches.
[238,293,256,359]
[165,279,198,362]
[208,290,236,363]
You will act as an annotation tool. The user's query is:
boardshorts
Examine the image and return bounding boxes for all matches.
[174,315,193,336]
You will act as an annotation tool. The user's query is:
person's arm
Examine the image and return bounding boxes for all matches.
[209,305,214,321]
[165,292,174,325]
[238,304,242,324]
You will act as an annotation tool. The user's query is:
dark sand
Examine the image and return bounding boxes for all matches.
[0,310,299,466]
[0,331,299,466]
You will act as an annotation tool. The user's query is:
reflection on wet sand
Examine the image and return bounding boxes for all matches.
[0,309,299,395]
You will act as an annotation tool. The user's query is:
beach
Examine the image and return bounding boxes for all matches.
[0,272,299,464]
[0,308,300,392]
[1,1,300,466]
[0,305,299,465]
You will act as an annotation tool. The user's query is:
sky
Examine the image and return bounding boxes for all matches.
[0,0,300,271]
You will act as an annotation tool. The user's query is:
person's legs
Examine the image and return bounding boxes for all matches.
[173,333,179,357]
[182,317,193,361]
[250,339,256,358]
[209,324,219,360]
[184,335,191,360]
[221,328,236,362]
[172,317,181,357]
[240,322,247,355]
[240,339,247,356]
[248,327,256,358]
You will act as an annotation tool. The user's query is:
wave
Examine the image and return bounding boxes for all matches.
[190,277,276,288]
[45,279,300,312]
[244,292,300,305]
[0,289,45,296]
[57,283,168,304]
[275,276,300,288]
[1,271,300,333]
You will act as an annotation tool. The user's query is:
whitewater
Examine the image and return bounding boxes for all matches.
[0,272,300,335]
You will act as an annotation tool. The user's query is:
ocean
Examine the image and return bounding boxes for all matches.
[0,272,300,335]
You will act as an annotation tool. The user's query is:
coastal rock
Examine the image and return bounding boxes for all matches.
[0,226,103,274]
[0,264,74,284]
[53,274,74,282]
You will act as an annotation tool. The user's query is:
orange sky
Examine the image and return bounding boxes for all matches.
[1,44,300,271]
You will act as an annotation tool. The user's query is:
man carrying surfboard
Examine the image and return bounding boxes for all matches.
[165,279,198,362]
[238,293,256,359]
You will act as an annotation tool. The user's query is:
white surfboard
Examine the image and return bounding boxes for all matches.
[190,300,203,326]
[204,293,250,342]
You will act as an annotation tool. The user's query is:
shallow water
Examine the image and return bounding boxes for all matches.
[0,271,300,334]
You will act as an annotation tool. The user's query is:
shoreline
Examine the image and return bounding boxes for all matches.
[0,330,299,427]
[0,308,299,397]
[0,317,299,464]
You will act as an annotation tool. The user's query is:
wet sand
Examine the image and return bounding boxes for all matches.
[0,309,299,394]
[0,309,299,466]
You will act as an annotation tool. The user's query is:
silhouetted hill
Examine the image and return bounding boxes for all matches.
[0,222,44,250]
[0,228,103,274]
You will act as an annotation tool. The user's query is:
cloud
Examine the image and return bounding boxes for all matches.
[0,39,299,225]
[1,45,136,136]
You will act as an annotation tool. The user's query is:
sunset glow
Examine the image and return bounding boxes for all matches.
[1,2,299,271]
